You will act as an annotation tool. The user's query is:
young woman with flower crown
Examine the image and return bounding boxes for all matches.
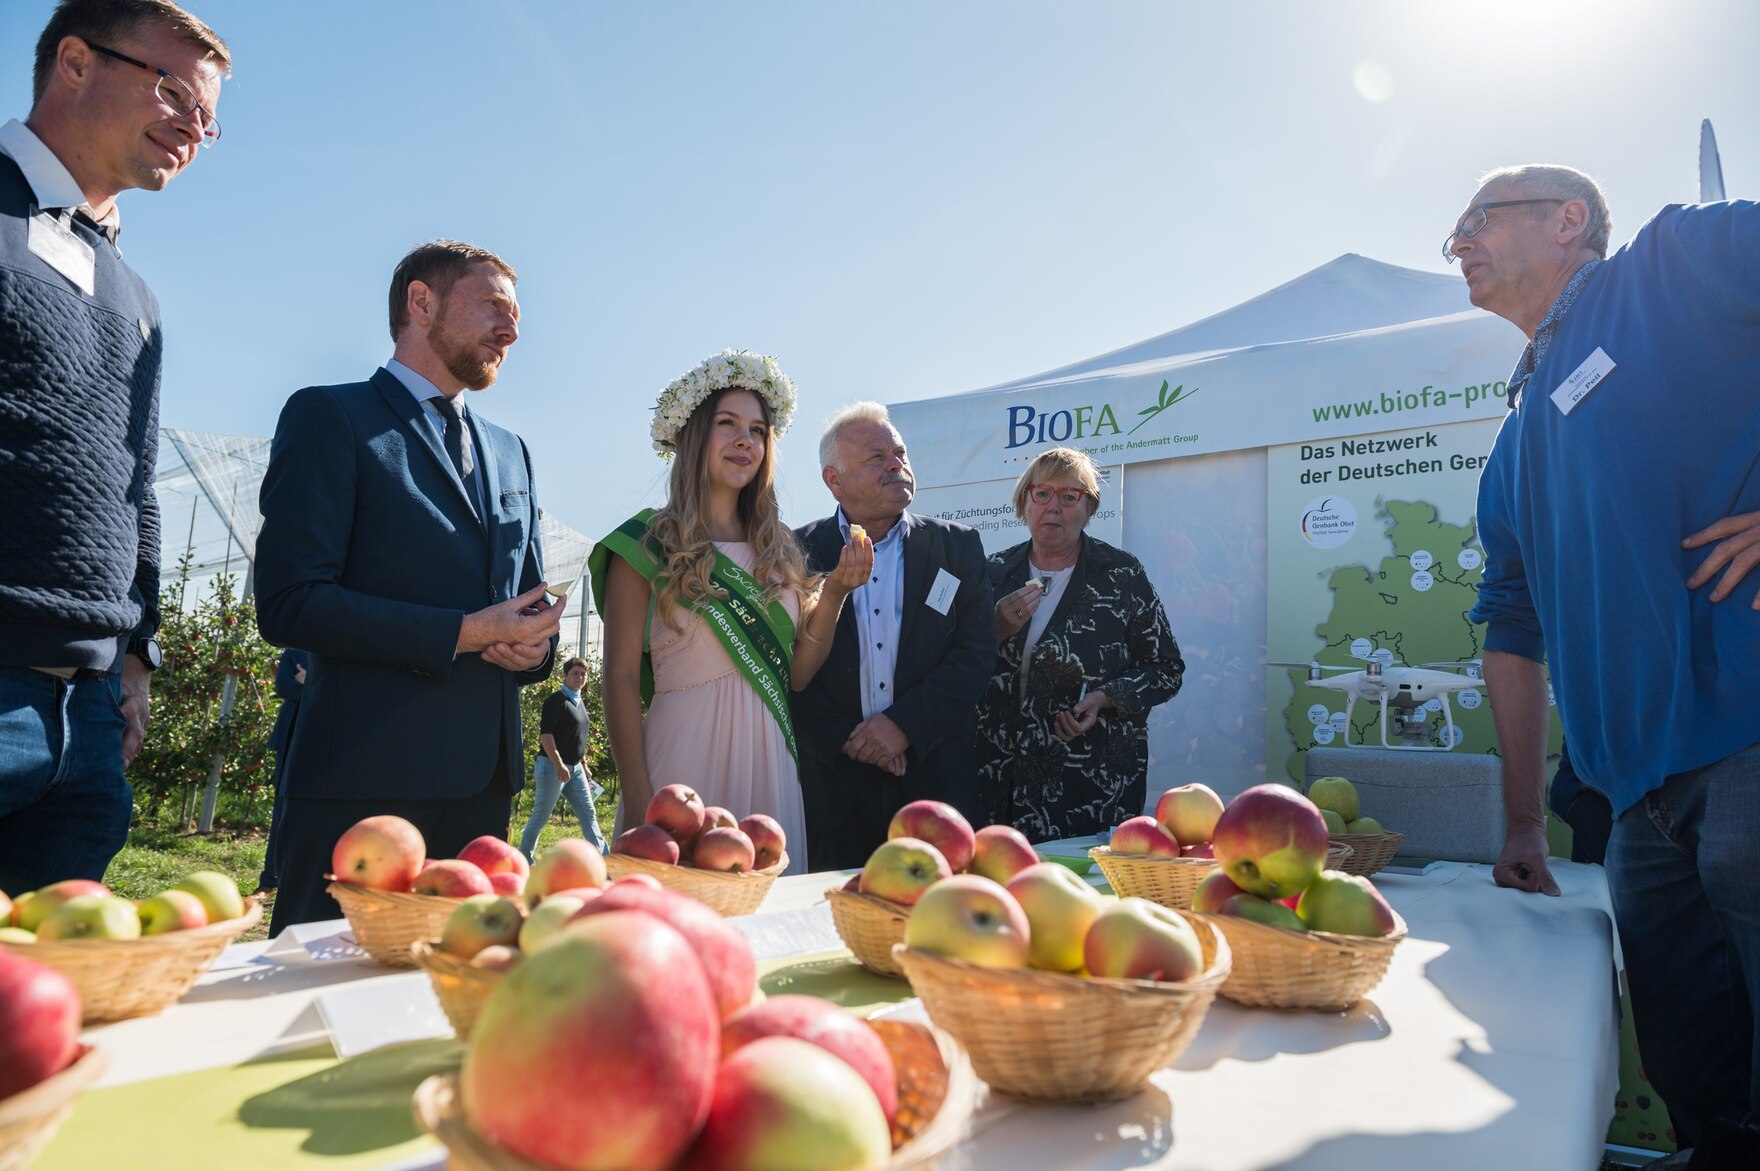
[589,352,871,875]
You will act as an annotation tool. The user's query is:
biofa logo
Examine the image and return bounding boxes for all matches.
[1004,380,1196,449]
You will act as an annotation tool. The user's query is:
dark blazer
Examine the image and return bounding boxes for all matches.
[267,648,309,757]
[255,368,553,802]
[790,511,994,868]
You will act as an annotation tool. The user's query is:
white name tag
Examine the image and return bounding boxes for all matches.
[27,211,95,296]
[1550,347,1616,416]
[925,568,960,616]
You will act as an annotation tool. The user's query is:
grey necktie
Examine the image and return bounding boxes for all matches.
[433,397,484,522]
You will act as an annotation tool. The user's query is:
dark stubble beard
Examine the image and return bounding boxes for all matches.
[429,298,499,391]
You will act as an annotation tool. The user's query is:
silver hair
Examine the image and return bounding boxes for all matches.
[1478,164,1613,259]
[818,401,894,470]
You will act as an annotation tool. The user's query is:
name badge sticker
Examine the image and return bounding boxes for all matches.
[1550,347,1616,416]
[926,568,960,616]
[27,211,95,296]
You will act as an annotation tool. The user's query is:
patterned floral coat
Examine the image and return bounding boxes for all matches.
[976,535,1184,841]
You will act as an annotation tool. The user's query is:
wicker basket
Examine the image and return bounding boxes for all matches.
[411,940,509,1040]
[0,900,263,1024]
[328,881,464,968]
[410,1018,975,1171]
[600,852,786,918]
[1197,908,1407,1012]
[826,886,914,978]
[0,1044,108,1171]
[1090,843,1355,909]
[894,910,1232,1103]
[1328,832,1404,877]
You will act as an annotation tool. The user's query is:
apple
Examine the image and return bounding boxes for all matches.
[646,783,708,842]
[1006,862,1103,973]
[1211,783,1330,900]
[1181,843,1215,858]
[441,894,527,959]
[1219,893,1308,932]
[693,827,756,873]
[529,838,609,899]
[969,825,1039,886]
[137,889,208,935]
[569,882,757,1020]
[1190,869,1249,914]
[0,890,10,925]
[38,894,141,941]
[1083,898,1204,983]
[332,815,426,892]
[719,995,898,1123]
[9,891,30,929]
[614,824,682,865]
[858,837,951,907]
[738,815,786,871]
[457,835,531,879]
[1155,783,1225,846]
[470,944,521,971]
[1307,776,1361,823]
[488,871,526,897]
[0,951,81,1101]
[462,911,720,1171]
[1296,870,1397,937]
[611,873,664,891]
[1109,815,1180,858]
[1321,809,1348,834]
[518,894,591,954]
[173,870,246,923]
[0,927,35,944]
[904,874,1030,969]
[699,806,740,835]
[888,800,976,873]
[682,1036,891,1171]
[1346,816,1387,835]
[14,880,108,933]
[412,859,494,898]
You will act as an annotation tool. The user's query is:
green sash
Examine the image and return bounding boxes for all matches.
[589,510,798,760]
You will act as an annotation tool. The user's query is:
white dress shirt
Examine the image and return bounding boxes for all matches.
[384,358,485,508]
[841,509,906,719]
[0,119,122,250]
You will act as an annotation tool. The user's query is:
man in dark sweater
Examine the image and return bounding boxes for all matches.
[0,0,230,894]
[517,656,607,859]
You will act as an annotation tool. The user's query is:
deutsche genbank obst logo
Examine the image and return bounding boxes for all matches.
[1300,496,1357,548]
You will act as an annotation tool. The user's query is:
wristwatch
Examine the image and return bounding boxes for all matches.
[127,635,163,671]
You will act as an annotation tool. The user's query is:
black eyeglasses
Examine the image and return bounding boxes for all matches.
[1442,199,1562,262]
[87,41,221,146]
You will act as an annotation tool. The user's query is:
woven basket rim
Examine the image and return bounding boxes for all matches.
[602,850,789,884]
[1088,846,1218,868]
[326,878,476,910]
[826,884,914,921]
[0,1044,108,1128]
[1328,830,1407,846]
[410,938,509,980]
[1194,905,1408,953]
[0,898,263,957]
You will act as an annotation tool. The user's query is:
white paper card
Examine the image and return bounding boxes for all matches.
[730,905,845,962]
[1550,347,1616,416]
[261,918,367,964]
[315,973,451,1057]
[27,212,95,296]
[925,568,959,615]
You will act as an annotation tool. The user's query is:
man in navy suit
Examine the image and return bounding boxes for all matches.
[791,403,994,871]
[255,241,561,932]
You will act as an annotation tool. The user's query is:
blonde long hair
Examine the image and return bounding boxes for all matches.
[649,388,810,629]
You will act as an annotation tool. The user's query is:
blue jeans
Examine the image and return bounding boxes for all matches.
[0,665,134,892]
[519,757,606,860]
[1606,742,1760,1148]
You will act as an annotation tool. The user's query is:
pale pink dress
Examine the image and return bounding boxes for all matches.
[617,542,808,875]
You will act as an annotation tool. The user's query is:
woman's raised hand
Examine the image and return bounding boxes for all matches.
[994,580,1046,641]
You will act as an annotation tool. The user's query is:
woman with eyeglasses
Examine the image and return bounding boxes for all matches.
[976,447,1185,840]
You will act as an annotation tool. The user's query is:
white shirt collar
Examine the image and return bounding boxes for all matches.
[0,118,121,236]
[837,508,909,547]
[385,358,457,411]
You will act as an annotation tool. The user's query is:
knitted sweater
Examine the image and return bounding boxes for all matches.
[0,153,162,670]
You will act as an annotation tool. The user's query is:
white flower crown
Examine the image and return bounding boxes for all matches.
[650,349,798,458]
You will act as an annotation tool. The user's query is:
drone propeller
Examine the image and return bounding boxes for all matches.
[1267,661,1362,673]
[1419,660,1484,673]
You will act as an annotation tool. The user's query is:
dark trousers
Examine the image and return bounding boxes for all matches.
[807,765,908,873]
[256,751,291,890]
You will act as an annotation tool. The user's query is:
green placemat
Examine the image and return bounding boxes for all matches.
[758,946,915,1016]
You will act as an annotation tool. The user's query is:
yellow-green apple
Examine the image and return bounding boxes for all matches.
[9,891,29,928]
[470,944,520,971]
[1345,816,1386,835]
[0,927,34,943]
[693,827,755,873]
[1190,869,1249,914]
[682,1036,891,1171]
[0,890,10,925]
[458,835,530,880]
[738,815,786,870]
[15,880,108,933]
[1006,862,1103,973]
[570,882,757,1020]
[137,889,208,934]
[412,859,494,898]
[969,825,1038,885]
[518,893,591,953]
[888,800,976,873]
[1321,809,1348,834]
[1296,870,1397,937]
[719,995,898,1123]
[1155,783,1225,846]
[1219,893,1307,932]
[441,894,526,959]
[646,783,708,842]
[172,870,246,923]
[0,951,80,1101]
[462,911,720,1171]
[904,875,1030,969]
[529,838,609,899]
[1110,815,1180,857]
[859,837,951,907]
[1181,843,1215,858]
[38,894,141,941]
[488,871,526,897]
[613,824,680,865]
[1083,898,1203,983]
[1307,776,1361,822]
[331,815,426,891]
[1211,783,1330,899]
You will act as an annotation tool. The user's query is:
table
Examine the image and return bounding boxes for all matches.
[35,861,1618,1170]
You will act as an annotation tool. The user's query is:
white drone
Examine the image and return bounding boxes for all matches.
[1273,658,1485,752]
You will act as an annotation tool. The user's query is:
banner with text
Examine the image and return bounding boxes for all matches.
[912,466,1123,556]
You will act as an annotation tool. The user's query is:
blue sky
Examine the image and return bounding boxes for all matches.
[4,0,1755,544]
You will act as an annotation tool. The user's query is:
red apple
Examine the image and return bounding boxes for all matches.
[1083,898,1203,983]
[457,835,531,879]
[904,875,1031,969]
[1296,870,1397,937]
[1180,843,1215,859]
[569,882,756,1020]
[646,783,707,842]
[462,911,720,1171]
[1190,869,1249,914]
[137,889,208,934]
[470,944,521,971]
[1219,893,1308,932]
[411,859,493,898]
[719,995,898,1123]
[0,951,80,1101]
[1155,782,1226,846]
[1007,862,1103,973]
[858,837,951,907]
[614,824,681,865]
[38,894,140,941]
[332,815,426,892]
[441,894,527,959]
[840,874,861,892]
[1211,784,1330,900]
[738,815,786,871]
[699,805,739,834]
[611,874,664,891]
[488,871,526,897]
[0,890,11,926]
[888,800,976,873]
[969,825,1039,886]
[682,1036,891,1171]
[1110,815,1181,857]
[529,838,609,900]
[693,827,756,873]
[14,880,108,933]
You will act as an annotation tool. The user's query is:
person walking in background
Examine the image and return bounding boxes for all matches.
[255,240,561,933]
[253,647,307,893]
[0,0,229,893]
[976,447,1184,840]
[519,656,608,859]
